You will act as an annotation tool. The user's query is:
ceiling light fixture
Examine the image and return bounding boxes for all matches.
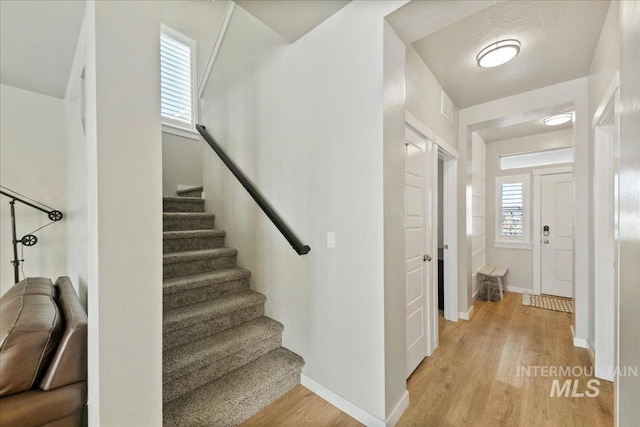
[543,113,573,126]
[476,39,521,68]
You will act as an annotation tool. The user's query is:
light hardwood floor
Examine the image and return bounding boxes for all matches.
[242,292,613,427]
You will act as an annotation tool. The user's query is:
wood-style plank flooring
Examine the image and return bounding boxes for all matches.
[242,292,613,427]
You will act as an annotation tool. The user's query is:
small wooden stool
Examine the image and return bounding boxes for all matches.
[478,266,508,300]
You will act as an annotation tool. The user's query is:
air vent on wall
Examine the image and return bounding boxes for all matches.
[441,90,453,123]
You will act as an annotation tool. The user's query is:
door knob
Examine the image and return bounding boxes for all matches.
[423,254,432,262]
[543,239,549,244]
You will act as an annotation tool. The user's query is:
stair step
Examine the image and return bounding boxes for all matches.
[163,248,237,279]
[163,348,304,427]
[163,229,226,253]
[163,317,283,403]
[163,290,266,350]
[163,268,251,311]
[177,186,203,198]
[163,212,215,232]
[163,196,205,213]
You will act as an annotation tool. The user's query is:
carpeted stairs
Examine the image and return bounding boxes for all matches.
[162,188,304,426]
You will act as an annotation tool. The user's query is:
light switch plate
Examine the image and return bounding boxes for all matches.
[327,232,336,248]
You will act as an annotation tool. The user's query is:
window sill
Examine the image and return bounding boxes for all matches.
[494,241,533,250]
[162,123,201,141]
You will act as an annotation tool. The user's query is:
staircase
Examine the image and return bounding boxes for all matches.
[162,188,304,426]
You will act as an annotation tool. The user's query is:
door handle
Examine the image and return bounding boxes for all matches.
[423,254,432,262]
[543,239,549,244]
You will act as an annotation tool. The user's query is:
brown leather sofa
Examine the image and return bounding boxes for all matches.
[0,277,87,427]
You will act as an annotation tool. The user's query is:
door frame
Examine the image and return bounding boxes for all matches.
[532,166,574,296]
[438,149,458,323]
[592,72,620,382]
[406,112,459,356]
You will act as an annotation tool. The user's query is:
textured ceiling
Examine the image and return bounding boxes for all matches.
[0,0,86,98]
[412,0,610,108]
[236,0,350,43]
[478,117,572,143]
[386,1,498,45]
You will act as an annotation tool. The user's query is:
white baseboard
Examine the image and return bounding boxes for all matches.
[301,374,409,427]
[505,285,533,294]
[459,304,474,321]
[386,390,409,426]
[573,336,591,349]
[570,325,592,349]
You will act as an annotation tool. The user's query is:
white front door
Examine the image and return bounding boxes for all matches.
[541,173,574,297]
[405,127,430,377]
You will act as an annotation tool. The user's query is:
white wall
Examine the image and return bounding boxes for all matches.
[65,2,163,425]
[162,133,203,196]
[200,1,407,422]
[159,0,229,196]
[382,19,409,417]
[470,132,486,296]
[405,45,458,149]
[485,129,573,292]
[617,1,640,424]
[64,10,89,309]
[0,84,67,294]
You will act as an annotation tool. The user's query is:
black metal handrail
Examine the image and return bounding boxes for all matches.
[0,187,64,283]
[196,125,310,256]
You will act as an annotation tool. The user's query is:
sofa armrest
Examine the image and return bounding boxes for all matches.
[40,277,87,390]
[0,382,85,427]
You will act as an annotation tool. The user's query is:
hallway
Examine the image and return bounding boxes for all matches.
[243,292,613,426]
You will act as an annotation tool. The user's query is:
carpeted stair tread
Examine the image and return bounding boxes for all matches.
[163,290,266,334]
[163,229,226,240]
[163,196,203,203]
[163,316,283,383]
[163,347,304,426]
[162,212,214,220]
[163,248,238,264]
[163,197,205,213]
[163,212,215,232]
[163,267,250,294]
[163,248,238,280]
[163,229,226,253]
[163,268,252,310]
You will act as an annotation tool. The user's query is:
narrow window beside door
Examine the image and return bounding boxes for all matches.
[161,25,197,134]
[501,182,524,236]
[495,174,530,246]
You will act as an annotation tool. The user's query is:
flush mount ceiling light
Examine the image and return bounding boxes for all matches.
[543,113,573,126]
[476,39,521,68]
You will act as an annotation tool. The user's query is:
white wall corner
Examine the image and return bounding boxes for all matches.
[385,390,409,427]
[571,325,591,349]
[459,304,474,321]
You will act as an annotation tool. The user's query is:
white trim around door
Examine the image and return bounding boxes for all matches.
[592,73,620,382]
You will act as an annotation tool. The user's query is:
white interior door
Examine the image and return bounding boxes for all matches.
[541,173,574,297]
[405,127,431,377]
